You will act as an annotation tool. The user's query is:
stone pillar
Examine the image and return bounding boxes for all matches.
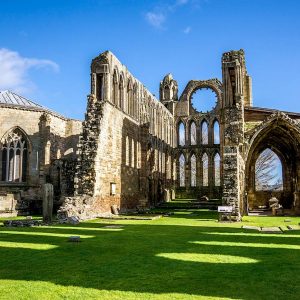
[43,183,54,223]
[221,49,248,220]
[39,113,51,185]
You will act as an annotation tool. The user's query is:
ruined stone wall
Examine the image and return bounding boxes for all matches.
[0,105,81,215]
[63,51,175,218]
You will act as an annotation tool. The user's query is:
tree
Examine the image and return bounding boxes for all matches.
[255,148,283,191]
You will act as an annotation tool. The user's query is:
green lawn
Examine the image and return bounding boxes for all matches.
[0,210,299,300]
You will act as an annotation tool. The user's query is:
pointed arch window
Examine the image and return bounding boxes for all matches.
[133,83,137,118]
[201,121,208,145]
[191,154,197,187]
[213,120,220,144]
[179,154,185,187]
[112,69,118,105]
[1,128,28,182]
[190,121,197,145]
[214,153,221,186]
[178,122,185,146]
[119,75,124,110]
[125,136,129,166]
[202,153,208,186]
[127,80,133,115]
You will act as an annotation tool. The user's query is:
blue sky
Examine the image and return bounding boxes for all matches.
[0,0,299,120]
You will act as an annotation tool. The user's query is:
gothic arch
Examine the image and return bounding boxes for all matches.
[0,127,31,182]
[119,73,125,110]
[200,119,209,145]
[179,79,222,107]
[245,113,300,212]
[112,68,119,105]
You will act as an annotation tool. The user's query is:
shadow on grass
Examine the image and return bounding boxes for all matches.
[0,211,299,300]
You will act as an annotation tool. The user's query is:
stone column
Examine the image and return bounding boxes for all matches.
[43,183,53,223]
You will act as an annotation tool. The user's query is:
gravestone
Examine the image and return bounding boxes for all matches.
[43,183,54,223]
[171,189,175,200]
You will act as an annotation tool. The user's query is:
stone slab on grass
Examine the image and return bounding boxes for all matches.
[242,225,261,231]
[287,225,300,231]
[261,227,283,234]
[103,225,124,229]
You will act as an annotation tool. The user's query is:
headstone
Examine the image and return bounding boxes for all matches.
[200,196,209,201]
[68,216,80,225]
[171,189,175,200]
[68,236,80,242]
[42,183,54,223]
[111,205,119,215]
[163,189,170,202]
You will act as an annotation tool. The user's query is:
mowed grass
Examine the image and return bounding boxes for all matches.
[0,210,299,300]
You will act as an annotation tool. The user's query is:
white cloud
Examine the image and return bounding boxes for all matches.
[183,26,191,34]
[0,48,59,94]
[145,0,193,29]
[145,12,166,29]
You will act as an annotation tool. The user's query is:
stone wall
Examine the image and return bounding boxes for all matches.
[0,104,82,216]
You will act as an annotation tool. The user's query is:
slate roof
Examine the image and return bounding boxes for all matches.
[0,90,48,108]
[0,90,67,119]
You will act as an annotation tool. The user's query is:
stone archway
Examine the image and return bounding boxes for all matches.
[245,113,300,213]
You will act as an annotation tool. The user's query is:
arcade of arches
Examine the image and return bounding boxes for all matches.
[1,49,300,221]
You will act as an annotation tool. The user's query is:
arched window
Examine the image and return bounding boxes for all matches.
[190,121,197,145]
[127,80,133,115]
[178,122,185,146]
[131,138,135,168]
[202,153,208,186]
[125,136,129,166]
[214,153,221,186]
[45,141,51,165]
[255,148,283,191]
[137,141,141,169]
[1,128,28,182]
[119,75,124,110]
[201,121,208,145]
[213,120,220,144]
[112,69,118,105]
[133,83,137,118]
[190,154,197,187]
[179,154,185,187]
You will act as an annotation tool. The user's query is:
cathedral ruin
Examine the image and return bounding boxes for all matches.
[1,49,300,221]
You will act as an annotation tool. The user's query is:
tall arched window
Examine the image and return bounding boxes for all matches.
[255,148,283,191]
[214,153,221,186]
[201,121,208,145]
[190,154,197,187]
[179,154,185,187]
[190,121,197,145]
[119,75,124,110]
[125,136,129,166]
[202,153,208,186]
[112,69,118,105]
[133,83,137,118]
[131,138,135,168]
[127,80,133,115]
[213,120,220,144]
[1,128,28,182]
[178,122,185,146]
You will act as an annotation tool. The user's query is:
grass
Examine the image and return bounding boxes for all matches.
[0,209,299,299]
